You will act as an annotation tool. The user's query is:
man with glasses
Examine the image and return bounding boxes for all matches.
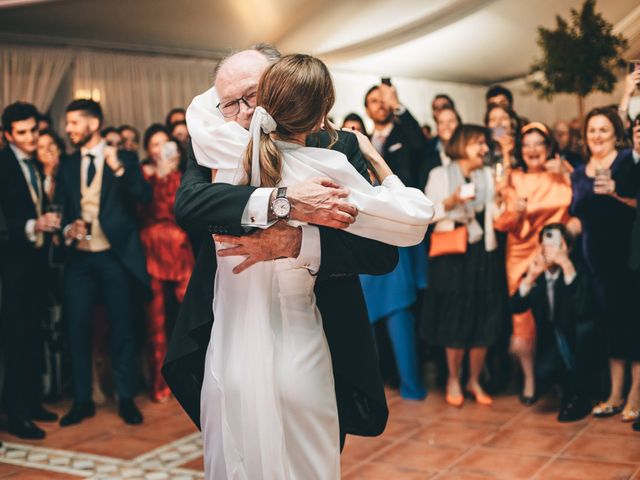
[163,44,398,449]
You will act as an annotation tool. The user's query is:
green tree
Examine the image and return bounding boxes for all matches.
[529,0,628,119]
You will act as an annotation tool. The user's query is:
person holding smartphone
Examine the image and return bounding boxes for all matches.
[485,103,520,171]
[421,124,504,408]
[510,224,594,422]
[494,123,579,405]
[138,123,194,402]
[571,107,640,422]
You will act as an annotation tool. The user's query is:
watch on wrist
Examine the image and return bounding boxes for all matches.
[271,187,291,219]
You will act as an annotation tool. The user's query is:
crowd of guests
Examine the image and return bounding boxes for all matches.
[0,68,639,443]
[341,72,640,432]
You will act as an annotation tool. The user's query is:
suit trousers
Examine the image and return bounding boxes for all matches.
[64,250,137,402]
[0,250,47,420]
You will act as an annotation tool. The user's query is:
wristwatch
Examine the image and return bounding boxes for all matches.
[271,187,291,219]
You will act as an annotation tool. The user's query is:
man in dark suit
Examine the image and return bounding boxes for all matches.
[55,99,151,427]
[365,83,426,189]
[0,102,60,439]
[162,45,399,448]
[510,224,595,422]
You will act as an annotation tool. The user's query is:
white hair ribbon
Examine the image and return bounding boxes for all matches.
[248,106,277,187]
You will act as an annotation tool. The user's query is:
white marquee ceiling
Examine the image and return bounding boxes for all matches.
[0,0,639,84]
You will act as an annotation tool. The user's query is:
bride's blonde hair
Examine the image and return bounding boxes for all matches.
[243,54,338,187]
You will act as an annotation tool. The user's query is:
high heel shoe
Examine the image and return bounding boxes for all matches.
[621,407,639,423]
[592,401,625,418]
[446,391,464,408]
[466,388,493,406]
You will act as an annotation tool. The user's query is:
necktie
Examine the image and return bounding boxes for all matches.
[86,153,96,187]
[22,158,40,198]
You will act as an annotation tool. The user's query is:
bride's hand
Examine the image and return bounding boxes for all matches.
[341,128,393,181]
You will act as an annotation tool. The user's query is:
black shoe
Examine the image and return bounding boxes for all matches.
[29,405,59,422]
[60,401,96,427]
[633,420,640,432]
[118,399,143,425]
[519,393,538,406]
[558,395,592,422]
[8,419,46,439]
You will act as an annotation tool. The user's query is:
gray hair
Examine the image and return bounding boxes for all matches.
[213,43,282,81]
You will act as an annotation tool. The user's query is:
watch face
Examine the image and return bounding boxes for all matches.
[272,197,291,218]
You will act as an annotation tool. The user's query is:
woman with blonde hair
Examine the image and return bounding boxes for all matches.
[191,54,434,480]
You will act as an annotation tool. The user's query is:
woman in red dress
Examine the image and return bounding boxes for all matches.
[139,124,194,402]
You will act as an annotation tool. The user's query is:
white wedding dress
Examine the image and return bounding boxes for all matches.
[187,88,434,480]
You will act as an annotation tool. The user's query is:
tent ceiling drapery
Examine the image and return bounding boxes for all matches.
[0,0,639,84]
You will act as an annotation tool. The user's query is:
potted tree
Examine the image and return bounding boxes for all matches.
[529,0,628,119]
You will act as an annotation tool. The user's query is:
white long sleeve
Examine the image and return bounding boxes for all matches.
[186,87,434,247]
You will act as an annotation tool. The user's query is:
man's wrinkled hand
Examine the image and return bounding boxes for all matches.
[214,222,302,274]
[287,177,358,229]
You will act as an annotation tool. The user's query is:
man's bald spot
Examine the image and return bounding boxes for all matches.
[214,50,270,95]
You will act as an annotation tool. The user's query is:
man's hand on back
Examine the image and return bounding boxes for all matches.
[215,222,303,274]
[286,177,358,229]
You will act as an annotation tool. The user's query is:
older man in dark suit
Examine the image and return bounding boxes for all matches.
[163,44,399,449]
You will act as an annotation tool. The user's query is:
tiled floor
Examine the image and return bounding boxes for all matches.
[1,390,639,479]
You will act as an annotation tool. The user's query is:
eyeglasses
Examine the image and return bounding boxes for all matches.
[216,91,258,118]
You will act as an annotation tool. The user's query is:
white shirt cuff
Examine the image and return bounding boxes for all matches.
[241,187,276,229]
[519,280,533,297]
[632,149,640,164]
[288,225,321,274]
[381,174,405,189]
[25,219,36,242]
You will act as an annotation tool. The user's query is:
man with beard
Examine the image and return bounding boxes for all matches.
[55,99,151,427]
[0,102,60,439]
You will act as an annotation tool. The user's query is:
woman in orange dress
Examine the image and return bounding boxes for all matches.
[139,124,194,402]
[494,123,578,404]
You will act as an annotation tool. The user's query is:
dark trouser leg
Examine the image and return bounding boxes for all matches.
[64,252,98,403]
[97,252,137,400]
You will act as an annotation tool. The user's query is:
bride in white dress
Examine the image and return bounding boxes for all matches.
[191,54,434,480]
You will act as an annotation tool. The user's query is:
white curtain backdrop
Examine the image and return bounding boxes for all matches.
[73,50,217,133]
[0,44,73,113]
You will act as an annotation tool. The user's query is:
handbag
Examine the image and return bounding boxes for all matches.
[428,225,468,257]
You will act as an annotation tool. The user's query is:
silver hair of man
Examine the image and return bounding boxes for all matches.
[213,43,282,80]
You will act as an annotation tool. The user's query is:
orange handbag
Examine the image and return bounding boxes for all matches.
[428,226,468,257]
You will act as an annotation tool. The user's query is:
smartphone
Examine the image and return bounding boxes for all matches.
[542,229,562,248]
[459,183,476,200]
[381,77,392,86]
[161,141,178,162]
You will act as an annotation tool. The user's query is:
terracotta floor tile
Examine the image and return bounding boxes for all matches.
[517,410,589,433]
[453,447,550,479]
[71,432,161,459]
[383,416,424,439]
[440,404,518,427]
[586,418,640,437]
[376,440,464,471]
[0,467,76,479]
[341,435,394,464]
[537,458,638,480]
[181,456,204,471]
[562,433,640,465]
[342,461,436,479]
[391,398,450,421]
[0,463,20,478]
[435,472,496,480]
[484,427,574,455]
[412,421,496,448]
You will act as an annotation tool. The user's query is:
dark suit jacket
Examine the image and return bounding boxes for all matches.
[380,109,425,189]
[163,130,398,437]
[615,151,640,271]
[55,148,151,291]
[510,266,591,353]
[0,147,48,258]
